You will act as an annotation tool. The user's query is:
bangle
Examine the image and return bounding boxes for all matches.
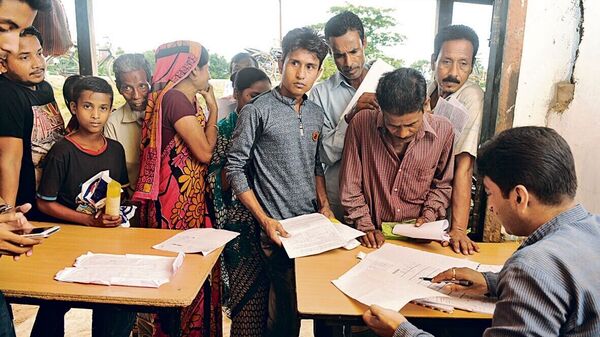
[207,124,218,131]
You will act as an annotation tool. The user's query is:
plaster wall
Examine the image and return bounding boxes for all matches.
[513,0,600,212]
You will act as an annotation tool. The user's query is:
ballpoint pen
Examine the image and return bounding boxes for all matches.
[419,277,473,286]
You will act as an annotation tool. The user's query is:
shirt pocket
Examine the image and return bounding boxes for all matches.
[401,167,435,203]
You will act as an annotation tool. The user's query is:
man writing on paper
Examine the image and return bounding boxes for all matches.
[340,68,454,249]
[309,11,380,220]
[363,126,600,337]
[429,25,484,255]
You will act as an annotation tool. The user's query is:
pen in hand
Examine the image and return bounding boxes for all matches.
[420,277,473,286]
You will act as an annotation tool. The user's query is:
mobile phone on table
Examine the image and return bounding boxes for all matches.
[11,226,60,238]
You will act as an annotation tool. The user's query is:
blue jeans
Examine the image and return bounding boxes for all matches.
[0,291,15,337]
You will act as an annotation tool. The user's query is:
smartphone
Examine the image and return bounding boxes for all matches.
[11,226,60,238]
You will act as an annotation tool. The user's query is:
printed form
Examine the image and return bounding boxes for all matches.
[279,213,364,258]
[332,244,503,313]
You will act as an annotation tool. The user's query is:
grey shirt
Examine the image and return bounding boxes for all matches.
[309,71,358,219]
[225,87,325,220]
[395,204,600,337]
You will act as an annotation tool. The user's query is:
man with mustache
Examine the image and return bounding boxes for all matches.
[0,26,65,221]
[310,11,379,221]
[340,68,454,249]
[428,25,484,255]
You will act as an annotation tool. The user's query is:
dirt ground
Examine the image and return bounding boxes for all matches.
[12,304,315,337]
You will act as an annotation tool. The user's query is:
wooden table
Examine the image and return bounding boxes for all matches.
[295,240,519,330]
[0,223,223,337]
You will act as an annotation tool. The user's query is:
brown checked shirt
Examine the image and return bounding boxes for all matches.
[339,110,454,232]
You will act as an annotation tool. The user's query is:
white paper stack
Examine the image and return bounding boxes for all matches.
[153,228,239,255]
[391,220,450,241]
[279,213,365,258]
[332,244,503,314]
[55,252,184,288]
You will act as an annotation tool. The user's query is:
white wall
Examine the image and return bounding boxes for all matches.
[513,0,600,212]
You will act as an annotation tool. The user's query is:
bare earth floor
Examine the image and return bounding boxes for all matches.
[12,304,315,337]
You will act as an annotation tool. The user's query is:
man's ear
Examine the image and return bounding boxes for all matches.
[278,58,284,74]
[423,97,432,114]
[362,37,368,51]
[69,101,77,114]
[430,53,436,72]
[0,59,7,74]
[233,88,240,101]
[513,185,530,211]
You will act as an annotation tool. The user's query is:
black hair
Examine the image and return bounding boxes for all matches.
[10,0,52,10]
[198,46,209,68]
[63,74,84,107]
[376,68,427,116]
[477,126,577,205]
[233,67,270,92]
[20,25,43,48]
[324,11,365,41]
[433,24,479,63]
[72,76,114,109]
[113,53,152,90]
[229,52,258,74]
[281,27,329,68]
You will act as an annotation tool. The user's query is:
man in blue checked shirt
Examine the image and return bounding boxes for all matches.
[363,126,600,337]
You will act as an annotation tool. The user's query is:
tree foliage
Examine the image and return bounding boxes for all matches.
[209,53,230,79]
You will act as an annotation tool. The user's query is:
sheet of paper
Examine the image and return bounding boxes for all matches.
[391,220,450,241]
[416,295,496,315]
[338,59,395,122]
[433,97,471,144]
[153,228,239,255]
[279,213,352,258]
[55,252,184,288]
[332,247,449,311]
[332,244,504,312]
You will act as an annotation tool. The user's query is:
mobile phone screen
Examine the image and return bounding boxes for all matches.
[11,226,59,237]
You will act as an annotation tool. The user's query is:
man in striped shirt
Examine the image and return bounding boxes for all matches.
[363,127,600,337]
[339,68,454,248]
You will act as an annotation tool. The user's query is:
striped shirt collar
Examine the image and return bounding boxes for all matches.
[520,204,589,249]
[376,110,438,141]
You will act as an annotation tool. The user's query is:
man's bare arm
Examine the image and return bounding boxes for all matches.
[0,137,23,206]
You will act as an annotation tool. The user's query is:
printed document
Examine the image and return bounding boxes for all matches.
[279,213,365,258]
[55,252,184,288]
[153,228,239,255]
[433,96,471,144]
[332,244,503,313]
[391,220,450,241]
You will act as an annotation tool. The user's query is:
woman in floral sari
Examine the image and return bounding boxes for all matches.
[207,67,271,337]
[134,40,221,337]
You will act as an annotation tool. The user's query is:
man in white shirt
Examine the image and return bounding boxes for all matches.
[104,53,151,196]
[428,25,484,255]
[310,11,378,220]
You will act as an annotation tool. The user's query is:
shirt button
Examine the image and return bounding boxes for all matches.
[396,209,400,212]
[394,188,398,192]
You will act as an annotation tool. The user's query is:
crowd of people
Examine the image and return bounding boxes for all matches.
[0,1,598,337]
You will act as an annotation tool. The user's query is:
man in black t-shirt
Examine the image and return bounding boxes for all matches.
[0,26,65,220]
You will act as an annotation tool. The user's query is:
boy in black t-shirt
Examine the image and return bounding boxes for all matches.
[37,76,128,227]
[31,77,135,337]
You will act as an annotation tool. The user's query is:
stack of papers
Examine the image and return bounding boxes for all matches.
[153,228,239,255]
[391,220,450,241]
[55,252,184,288]
[279,213,365,258]
[332,244,503,314]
